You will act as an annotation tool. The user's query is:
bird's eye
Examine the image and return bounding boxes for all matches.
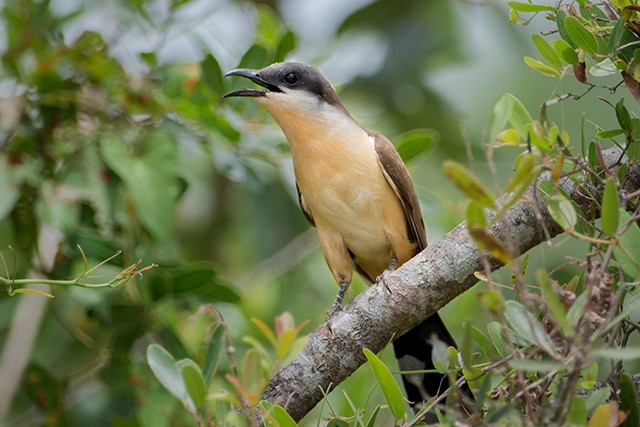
[283,72,298,85]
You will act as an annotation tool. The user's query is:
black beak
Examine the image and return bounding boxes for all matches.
[223,68,282,98]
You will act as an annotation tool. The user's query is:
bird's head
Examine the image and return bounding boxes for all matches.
[223,62,348,119]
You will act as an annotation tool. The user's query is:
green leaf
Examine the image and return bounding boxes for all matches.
[133,363,178,427]
[524,56,561,77]
[275,329,296,360]
[100,133,178,242]
[470,324,501,362]
[613,210,640,279]
[242,349,265,396]
[554,38,579,65]
[490,93,534,140]
[394,128,439,163]
[620,373,640,427]
[327,419,349,427]
[629,119,640,160]
[174,268,215,290]
[567,291,590,328]
[207,112,241,143]
[509,359,564,372]
[443,160,496,209]
[508,2,556,12]
[146,344,190,409]
[497,128,521,145]
[585,387,611,413]
[10,288,55,298]
[178,359,207,411]
[564,16,598,56]
[462,365,484,393]
[275,30,296,62]
[256,4,283,49]
[238,44,269,70]
[556,9,575,48]
[242,336,270,361]
[509,8,520,23]
[466,200,487,229]
[588,141,598,168]
[251,318,277,345]
[566,396,587,427]
[366,405,381,427]
[260,401,298,427]
[615,98,632,133]
[548,123,560,148]
[202,325,225,384]
[504,301,555,355]
[487,321,510,358]
[201,54,224,98]
[501,154,541,214]
[532,34,562,68]
[589,403,614,427]
[172,264,242,303]
[506,153,537,193]
[539,180,590,234]
[538,270,573,336]
[478,290,506,316]
[579,3,608,24]
[460,323,474,369]
[596,129,625,139]
[225,411,249,427]
[594,346,640,360]
[0,160,19,222]
[601,177,619,237]
[468,227,512,264]
[581,363,599,390]
[609,18,637,62]
[545,193,578,231]
[590,58,618,77]
[526,122,551,152]
[203,283,241,303]
[363,348,405,420]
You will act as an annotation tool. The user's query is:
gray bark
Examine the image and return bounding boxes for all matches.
[260,147,640,422]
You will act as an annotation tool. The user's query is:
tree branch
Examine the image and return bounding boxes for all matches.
[260,147,640,422]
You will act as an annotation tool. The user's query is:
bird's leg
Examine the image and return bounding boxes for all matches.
[326,279,350,322]
[376,253,398,293]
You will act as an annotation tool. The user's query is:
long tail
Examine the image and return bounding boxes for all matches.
[392,313,460,405]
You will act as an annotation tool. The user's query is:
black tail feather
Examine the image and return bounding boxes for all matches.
[393,312,457,403]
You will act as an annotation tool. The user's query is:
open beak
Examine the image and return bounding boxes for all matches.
[223,68,282,98]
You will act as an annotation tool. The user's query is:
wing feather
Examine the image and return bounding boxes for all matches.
[296,183,315,227]
[371,132,427,251]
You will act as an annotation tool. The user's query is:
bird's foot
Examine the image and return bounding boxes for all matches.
[376,254,398,293]
[325,301,343,323]
[325,279,350,330]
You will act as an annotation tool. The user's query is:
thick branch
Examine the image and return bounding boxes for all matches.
[260,147,640,422]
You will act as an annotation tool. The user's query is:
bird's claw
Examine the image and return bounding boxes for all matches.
[376,271,392,293]
[376,254,397,293]
[325,302,343,323]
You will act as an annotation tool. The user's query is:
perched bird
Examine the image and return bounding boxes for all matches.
[224,62,458,406]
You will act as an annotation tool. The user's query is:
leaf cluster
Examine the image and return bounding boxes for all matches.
[510,0,640,100]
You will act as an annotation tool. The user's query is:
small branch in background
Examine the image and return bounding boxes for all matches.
[1,245,157,298]
[235,228,318,288]
[0,242,156,421]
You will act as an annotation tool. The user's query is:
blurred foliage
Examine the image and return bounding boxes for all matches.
[511,0,640,100]
[1,0,639,426]
[0,0,467,425]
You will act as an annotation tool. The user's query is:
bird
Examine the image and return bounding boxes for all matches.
[223,61,459,409]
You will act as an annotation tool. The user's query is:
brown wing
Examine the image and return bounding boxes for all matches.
[372,132,427,252]
[296,183,315,227]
